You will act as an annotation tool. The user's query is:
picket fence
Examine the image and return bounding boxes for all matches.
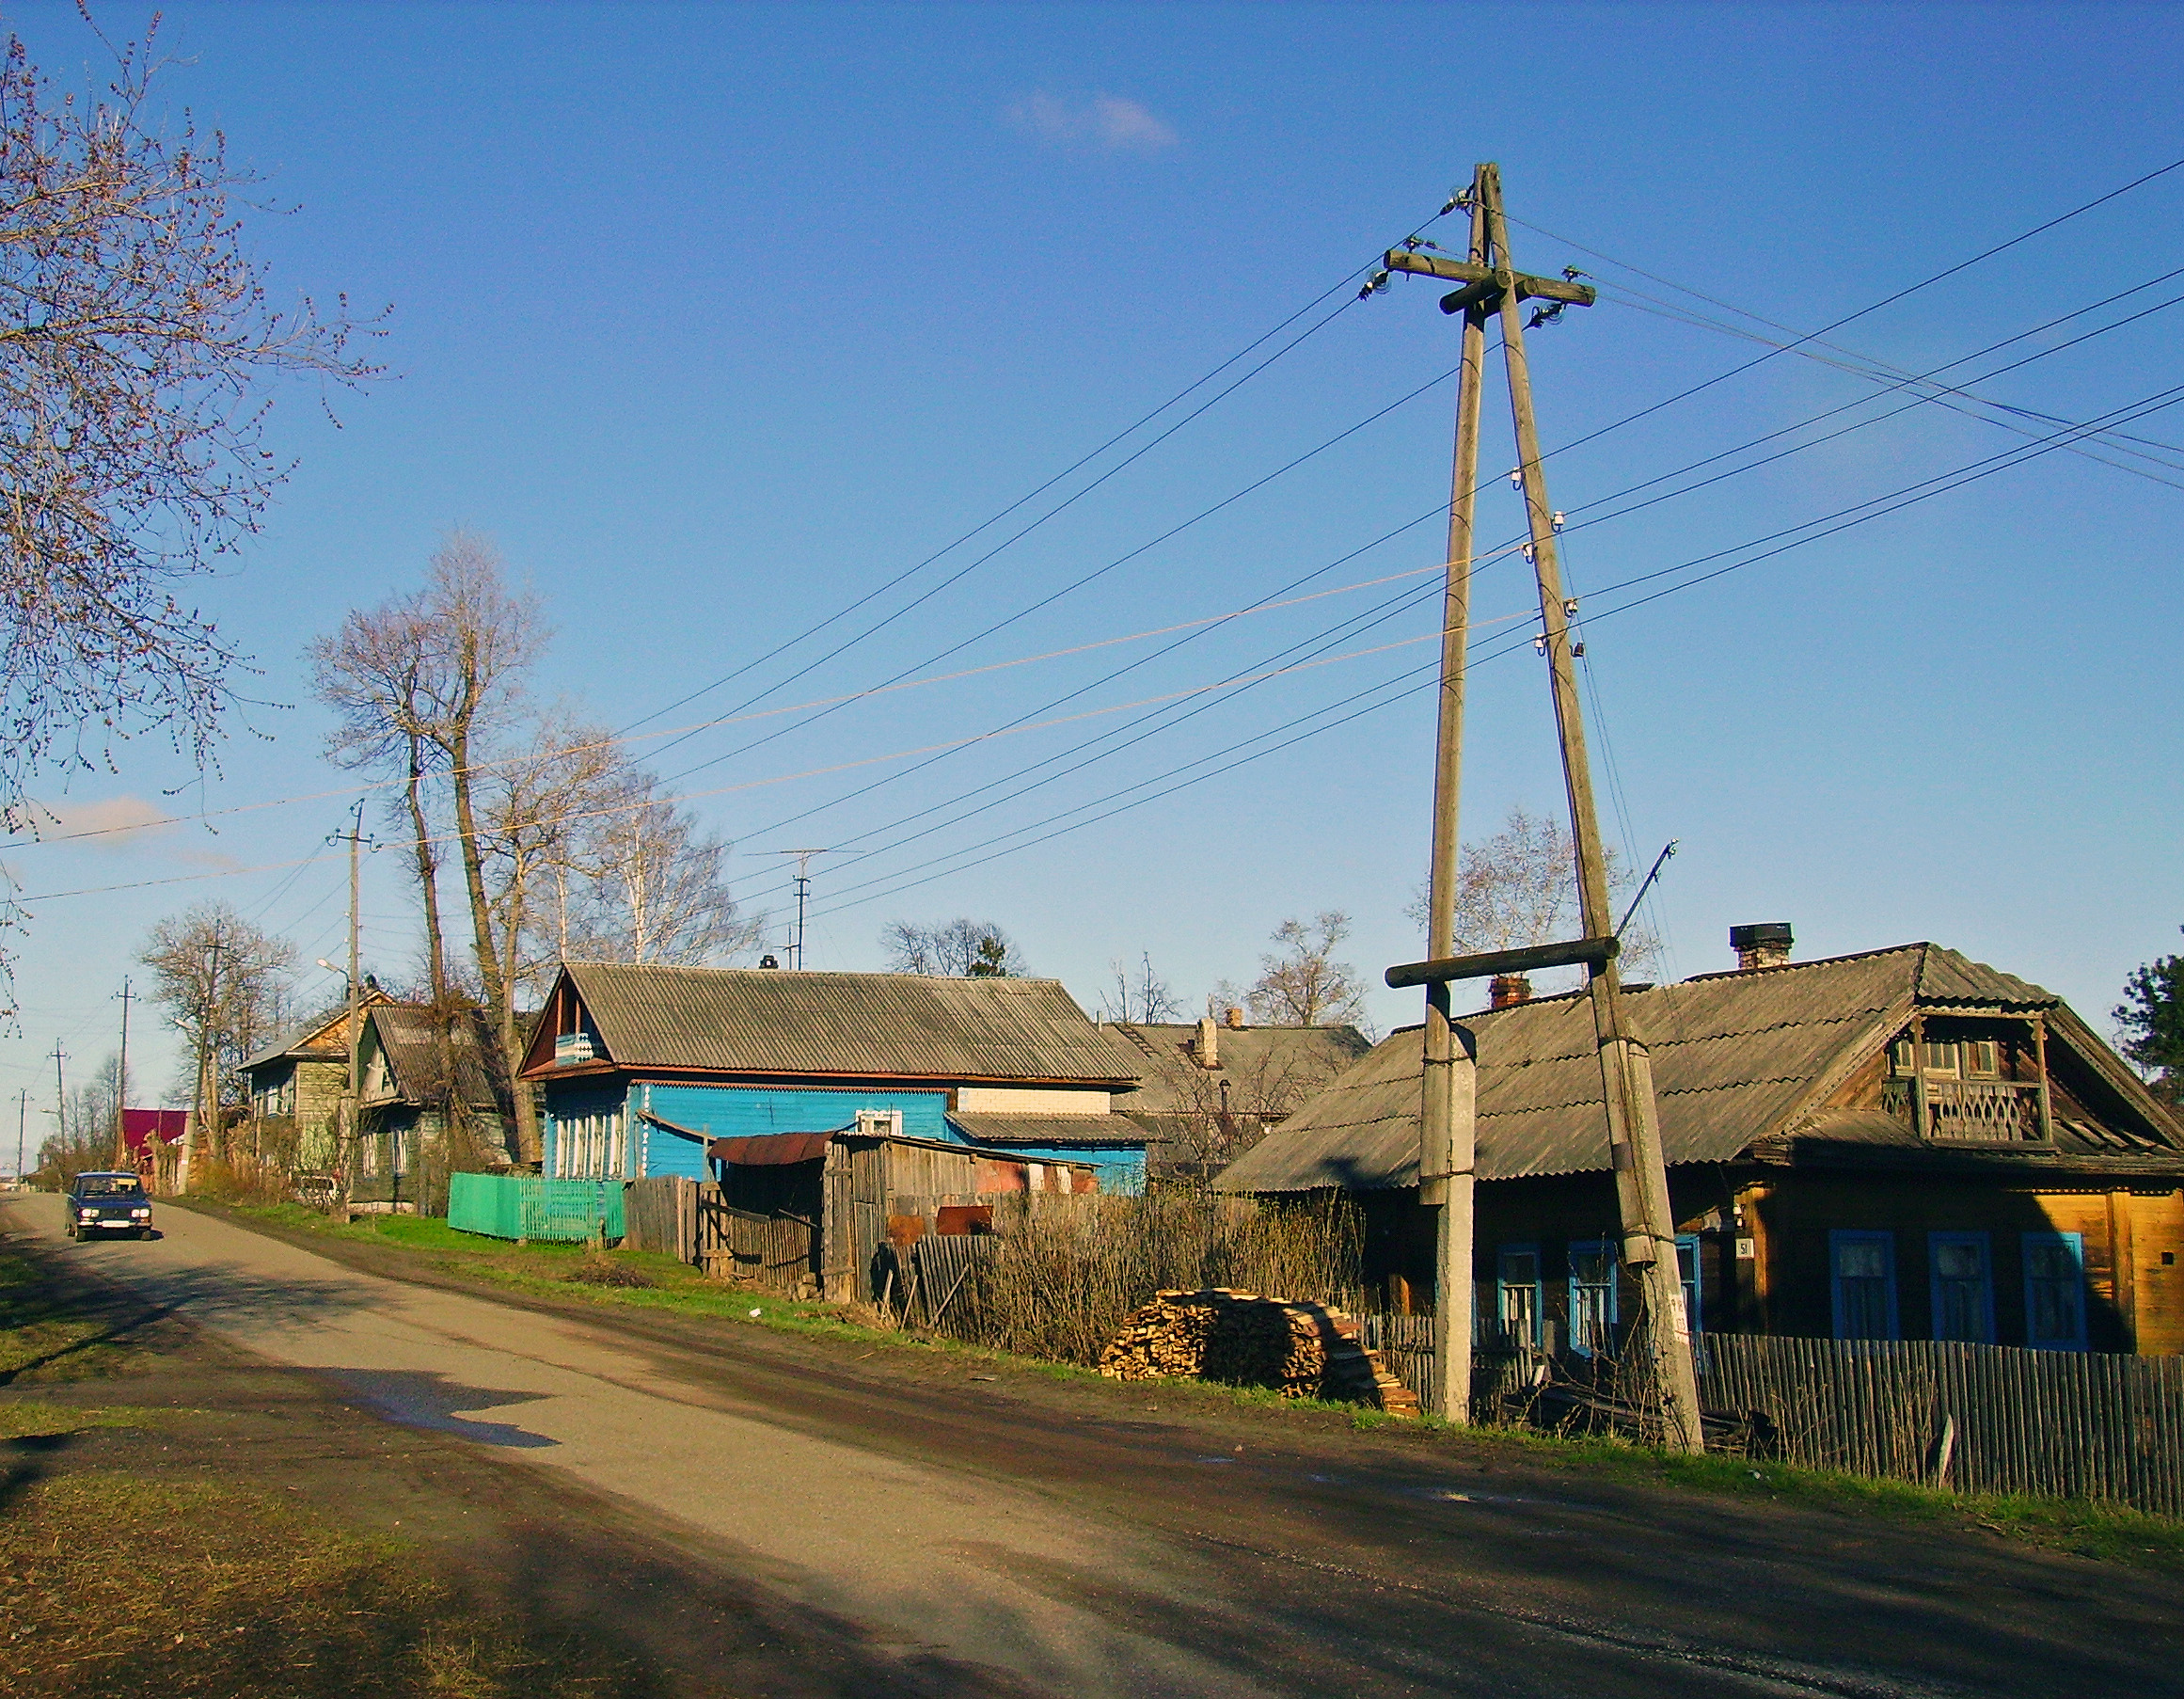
[1355,1323,2184,1516]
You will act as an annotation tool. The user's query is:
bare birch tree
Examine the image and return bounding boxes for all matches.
[1404,803,1661,981]
[563,770,761,969]
[416,532,544,1040]
[1100,953,1185,1024]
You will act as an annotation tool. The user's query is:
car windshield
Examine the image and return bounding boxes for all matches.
[75,1175,143,1198]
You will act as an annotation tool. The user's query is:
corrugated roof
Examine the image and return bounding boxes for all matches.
[948,1111,1152,1145]
[555,963,1143,1085]
[1106,1022,1370,1113]
[242,993,391,1073]
[1217,943,2160,1194]
[368,1006,501,1108]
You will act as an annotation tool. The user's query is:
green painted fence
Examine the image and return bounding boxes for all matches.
[447,1173,625,1244]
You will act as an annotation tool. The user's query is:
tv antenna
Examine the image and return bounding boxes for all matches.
[778,850,830,970]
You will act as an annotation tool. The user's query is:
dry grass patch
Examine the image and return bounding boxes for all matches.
[0,1474,648,1697]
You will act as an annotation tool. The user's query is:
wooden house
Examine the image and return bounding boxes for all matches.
[354,1004,513,1207]
[1107,1011,1372,1180]
[239,990,393,1167]
[1217,937,2184,1356]
[518,961,1151,1192]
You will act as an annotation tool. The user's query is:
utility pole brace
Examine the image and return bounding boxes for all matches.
[1477,161,1704,1452]
[1385,163,1702,1453]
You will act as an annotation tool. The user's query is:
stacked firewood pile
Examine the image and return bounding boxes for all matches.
[1099,1288,1418,1417]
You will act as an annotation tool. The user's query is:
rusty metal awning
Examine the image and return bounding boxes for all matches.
[707,1131,832,1167]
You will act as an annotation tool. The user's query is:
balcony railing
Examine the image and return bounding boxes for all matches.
[1921,1078,2045,1143]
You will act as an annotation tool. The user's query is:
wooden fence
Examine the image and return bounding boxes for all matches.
[620,1176,815,1296]
[1697,1334,2184,1516]
[899,1233,999,1328]
[1357,1323,2184,1516]
[701,1193,816,1297]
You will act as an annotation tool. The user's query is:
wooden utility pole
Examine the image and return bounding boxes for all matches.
[1415,186,1492,1424]
[1384,162,1704,1452]
[338,802,364,1220]
[112,977,135,1167]
[15,1089,26,1184]
[48,1042,66,1168]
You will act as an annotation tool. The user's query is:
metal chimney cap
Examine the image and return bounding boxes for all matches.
[1728,923,1794,951]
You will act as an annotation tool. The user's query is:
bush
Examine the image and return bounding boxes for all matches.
[927,1189,1362,1366]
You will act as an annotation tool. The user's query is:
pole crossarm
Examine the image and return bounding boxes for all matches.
[1385,934,1619,991]
[1383,250,1597,310]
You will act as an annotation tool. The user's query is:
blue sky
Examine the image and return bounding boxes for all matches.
[3,1,2180,1129]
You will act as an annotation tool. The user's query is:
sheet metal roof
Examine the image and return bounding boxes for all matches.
[1217,943,2169,1194]
[554,963,1144,1085]
[947,1111,1153,1146]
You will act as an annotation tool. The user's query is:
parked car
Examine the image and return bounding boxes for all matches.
[65,1171,153,1239]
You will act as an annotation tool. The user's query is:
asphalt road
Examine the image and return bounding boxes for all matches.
[9,1193,2182,1699]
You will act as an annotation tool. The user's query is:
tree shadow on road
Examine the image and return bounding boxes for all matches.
[324,1368,560,1448]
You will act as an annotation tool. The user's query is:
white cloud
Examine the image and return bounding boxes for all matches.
[30,794,176,850]
[1005,91,1179,154]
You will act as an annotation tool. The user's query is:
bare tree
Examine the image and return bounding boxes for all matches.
[138,900,294,1165]
[562,770,762,970]
[0,21,380,849]
[1100,953,1185,1024]
[417,532,544,1053]
[310,590,455,1002]
[881,918,1026,978]
[1404,803,1661,980]
[314,532,543,1157]
[1227,913,1370,1032]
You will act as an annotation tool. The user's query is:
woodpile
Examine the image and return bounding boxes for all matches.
[1099,1288,1419,1418]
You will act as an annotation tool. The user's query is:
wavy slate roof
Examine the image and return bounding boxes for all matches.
[367,1005,501,1108]
[1216,943,2151,1194]
[554,963,1144,1086]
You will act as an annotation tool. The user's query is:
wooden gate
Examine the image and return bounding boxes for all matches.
[699,1186,816,1296]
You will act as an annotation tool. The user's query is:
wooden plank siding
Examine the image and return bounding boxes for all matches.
[1351,1169,2184,1356]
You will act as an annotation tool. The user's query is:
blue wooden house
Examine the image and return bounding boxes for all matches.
[516,961,1152,1193]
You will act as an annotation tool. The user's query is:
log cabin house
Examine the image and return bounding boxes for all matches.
[1217,934,2184,1355]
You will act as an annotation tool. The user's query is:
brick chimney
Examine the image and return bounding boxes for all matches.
[1489,974,1532,1009]
[1195,1015,1220,1069]
[1224,1006,1246,1030]
[1730,922,1794,972]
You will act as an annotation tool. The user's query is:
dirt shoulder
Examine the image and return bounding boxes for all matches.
[175,1198,2184,1580]
[0,1218,1049,1698]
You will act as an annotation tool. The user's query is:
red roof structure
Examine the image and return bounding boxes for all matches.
[121,1108,187,1159]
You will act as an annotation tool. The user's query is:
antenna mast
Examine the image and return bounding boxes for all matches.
[778,850,829,970]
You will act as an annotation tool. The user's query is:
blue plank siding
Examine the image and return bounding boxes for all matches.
[636,1083,956,1179]
[540,1085,631,1181]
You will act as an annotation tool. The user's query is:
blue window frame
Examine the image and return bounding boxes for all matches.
[2022,1231,2088,1351]
[1567,1240,1618,1356]
[1829,1230,1899,1341]
[1675,1232,1702,1332]
[1928,1231,1995,1342]
[1496,1244,1543,1348]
